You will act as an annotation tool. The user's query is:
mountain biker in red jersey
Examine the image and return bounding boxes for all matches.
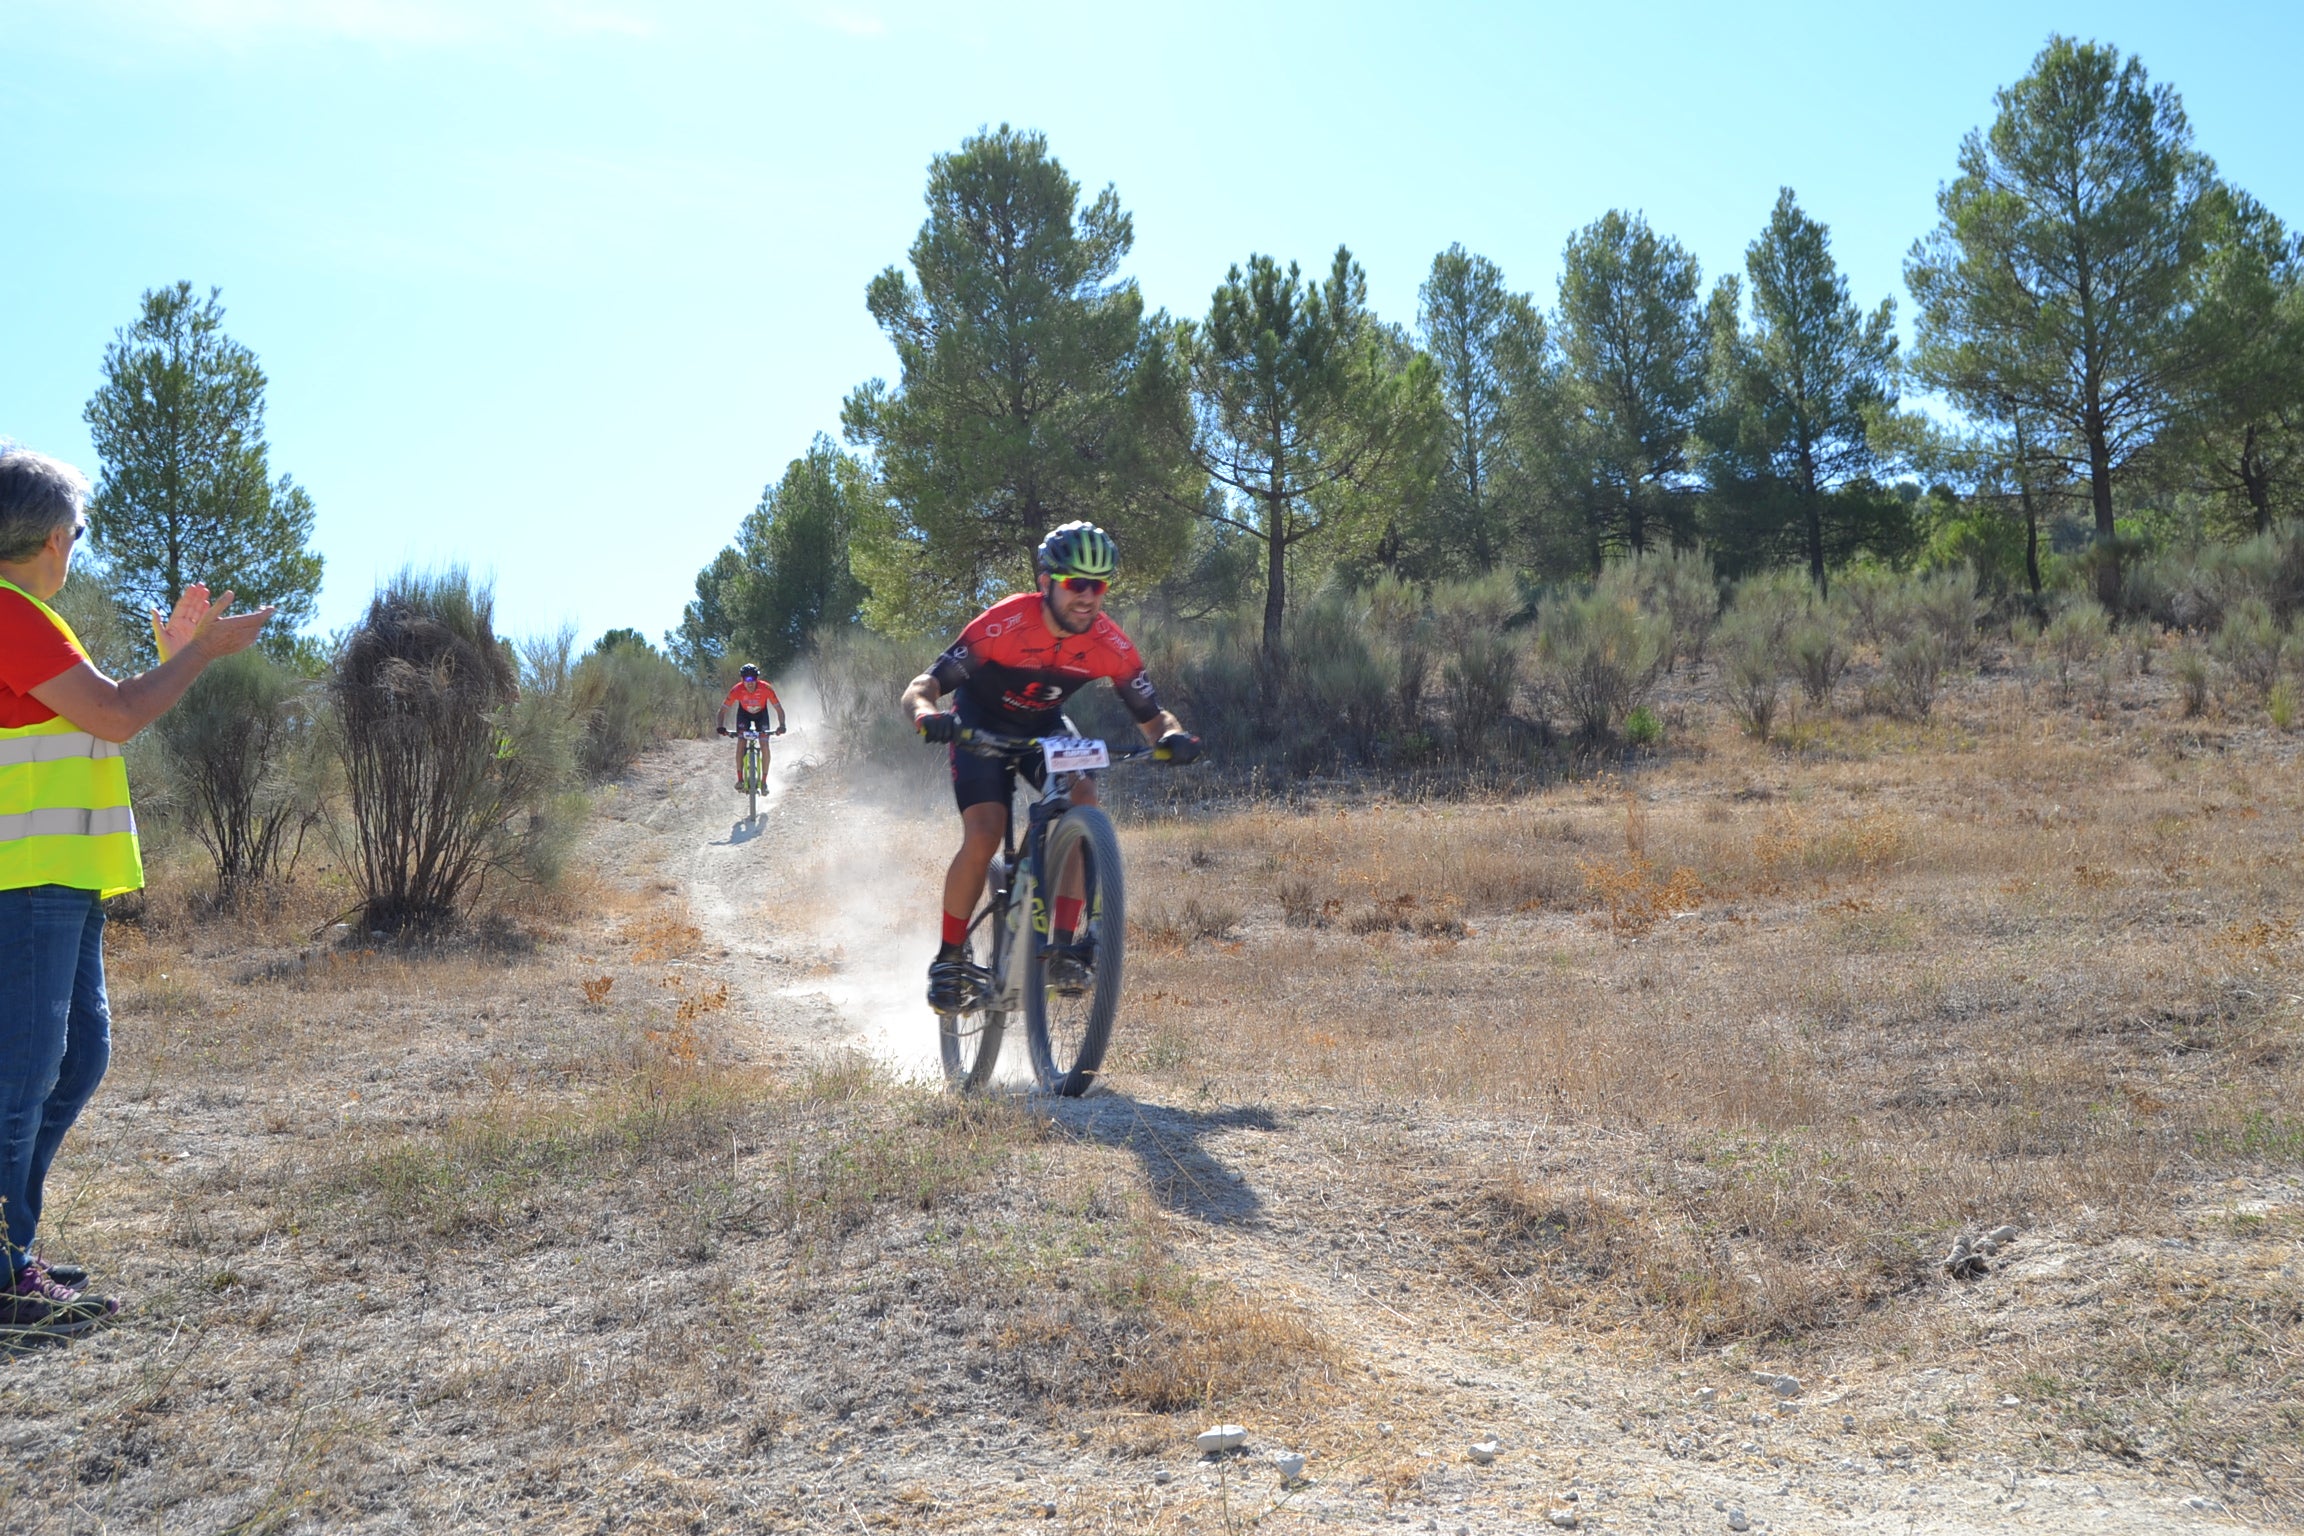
[717,664,785,789]
[900,522,1199,1012]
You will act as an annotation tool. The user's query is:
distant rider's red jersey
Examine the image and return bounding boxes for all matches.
[930,592,1162,733]
[722,679,782,718]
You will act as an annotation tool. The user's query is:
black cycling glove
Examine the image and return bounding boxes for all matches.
[917,713,959,745]
[1155,730,1202,765]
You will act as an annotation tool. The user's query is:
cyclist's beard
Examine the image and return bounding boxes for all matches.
[1044,591,1097,635]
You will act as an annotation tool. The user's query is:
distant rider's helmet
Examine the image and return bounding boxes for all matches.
[1036,521,1118,581]
[739,663,759,681]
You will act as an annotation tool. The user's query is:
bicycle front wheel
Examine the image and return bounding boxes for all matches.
[1024,806,1124,1097]
[940,880,1008,1091]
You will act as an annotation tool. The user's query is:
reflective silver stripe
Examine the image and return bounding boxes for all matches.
[0,731,122,765]
[0,805,138,842]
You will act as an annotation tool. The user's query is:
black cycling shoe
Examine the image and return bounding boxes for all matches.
[927,950,977,1013]
[1042,940,1094,996]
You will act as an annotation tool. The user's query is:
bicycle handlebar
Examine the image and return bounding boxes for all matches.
[951,727,1157,765]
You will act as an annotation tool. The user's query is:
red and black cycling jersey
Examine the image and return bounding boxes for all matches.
[931,592,1163,733]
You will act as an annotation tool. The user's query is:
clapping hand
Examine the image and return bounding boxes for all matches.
[152,583,274,663]
[151,583,214,661]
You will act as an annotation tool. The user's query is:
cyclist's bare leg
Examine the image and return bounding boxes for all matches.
[1051,775,1097,936]
[941,802,1009,933]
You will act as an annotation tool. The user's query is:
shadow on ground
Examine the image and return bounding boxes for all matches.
[713,817,767,846]
[1041,1091,1279,1224]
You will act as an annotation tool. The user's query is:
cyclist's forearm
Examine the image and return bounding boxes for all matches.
[900,672,943,720]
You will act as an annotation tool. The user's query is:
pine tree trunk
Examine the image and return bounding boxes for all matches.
[2240,424,2272,535]
[2087,418,2120,609]
[1262,507,1287,660]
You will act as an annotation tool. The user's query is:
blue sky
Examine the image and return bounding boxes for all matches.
[5,0,2299,650]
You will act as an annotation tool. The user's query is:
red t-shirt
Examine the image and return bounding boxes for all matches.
[0,587,82,729]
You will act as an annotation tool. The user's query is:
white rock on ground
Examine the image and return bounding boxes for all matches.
[1727,1509,1751,1531]
[1468,1438,1502,1465]
[1195,1425,1246,1454]
[1547,1508,1580,1529]
[1272,1451,1306,1482]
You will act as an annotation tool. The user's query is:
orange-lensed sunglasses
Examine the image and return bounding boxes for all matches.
[1056,576,1108,595]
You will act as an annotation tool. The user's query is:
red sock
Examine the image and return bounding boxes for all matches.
[941,912,968,948]
[1054,896,1082,935]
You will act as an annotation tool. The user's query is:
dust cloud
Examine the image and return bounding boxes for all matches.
[742,668,1035,1086]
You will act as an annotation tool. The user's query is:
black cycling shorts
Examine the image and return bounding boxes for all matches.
[733,708,772,734]
[948,711,1091,815]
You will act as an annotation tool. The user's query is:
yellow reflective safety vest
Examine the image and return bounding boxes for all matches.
[0,577,143,898]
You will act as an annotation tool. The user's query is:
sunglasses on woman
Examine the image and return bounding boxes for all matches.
[1057,576,1108,596]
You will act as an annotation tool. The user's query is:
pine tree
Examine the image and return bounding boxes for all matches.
[841,126,1194,634]
[1707,189,1900,587]
[1907,36,2216,607]
[1161,248,1439,656]
[1555,212,1710,561]
[671,438,869,678]
[83,282,322,643]
[1418,246,1548,573]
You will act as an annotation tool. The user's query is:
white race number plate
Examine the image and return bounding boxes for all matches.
[1041,736,1110,774]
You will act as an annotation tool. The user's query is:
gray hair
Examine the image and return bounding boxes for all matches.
[0,446,91,564]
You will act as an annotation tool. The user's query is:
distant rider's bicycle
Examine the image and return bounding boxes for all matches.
[936,728,1188,1096]
[719,724,781,822]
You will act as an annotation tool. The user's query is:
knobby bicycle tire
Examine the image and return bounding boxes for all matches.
[1024,806,1124,1097]
[940,861,1008,1091]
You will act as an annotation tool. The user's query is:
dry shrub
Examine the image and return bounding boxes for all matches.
[1016,1207,1339,1413]
[1455,1161,1933,1350]
[334,569,564,933]
[1577,853,1701,935]
[1276,875,1321,926]
[1132,895,1236,952]
[623,906,702,961]
[153,649,323,905]
[1096,1269,1337,1412]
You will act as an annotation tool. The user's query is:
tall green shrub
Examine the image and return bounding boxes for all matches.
[155,649,319,904]
[1533,566,1668,741]
[2040,599,2112,706]
[1713,572,1802,741]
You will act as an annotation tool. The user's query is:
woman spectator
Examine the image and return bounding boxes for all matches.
[0,446,272,1338]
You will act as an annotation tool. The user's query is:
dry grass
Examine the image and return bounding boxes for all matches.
[1116,671,2304,1509]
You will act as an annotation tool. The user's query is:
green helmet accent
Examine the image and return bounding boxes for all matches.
[1037,521,1118,579]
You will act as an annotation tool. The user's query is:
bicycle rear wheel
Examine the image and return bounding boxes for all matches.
[939,878,1008,1091]
[1024,806,1124,1097]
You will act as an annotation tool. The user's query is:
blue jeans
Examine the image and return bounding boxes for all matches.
[0,886,112,1279]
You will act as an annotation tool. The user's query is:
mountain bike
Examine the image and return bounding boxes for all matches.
[722,725,777,821]
[937,728,1177,1097]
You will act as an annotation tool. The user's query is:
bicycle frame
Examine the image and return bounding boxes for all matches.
[736,728,766,791]
[957,729,1149,1015]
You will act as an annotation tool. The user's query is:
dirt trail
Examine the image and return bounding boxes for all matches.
[595,726,945,1077]
[619,734,2255,1535]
